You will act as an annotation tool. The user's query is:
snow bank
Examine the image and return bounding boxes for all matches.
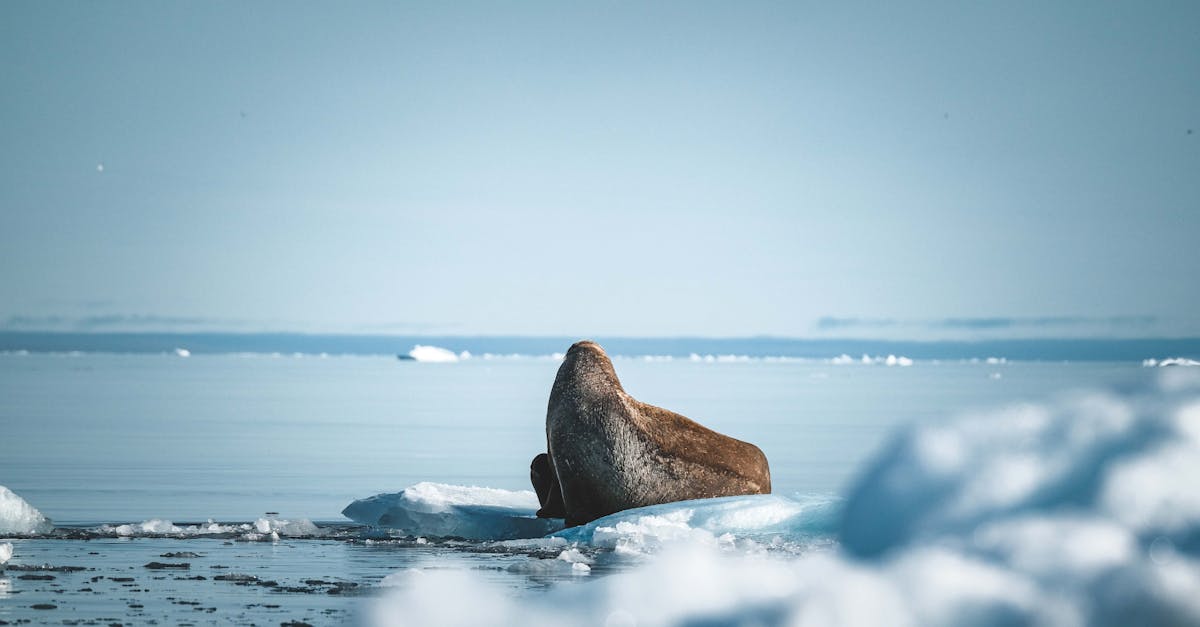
[839,384,1200,556]
[372,371,1200,627]
[0,486,53,534]
[342,482,564,540]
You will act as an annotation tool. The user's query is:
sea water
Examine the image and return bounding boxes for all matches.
[1,348,1196,625]
[0,351,1148,522]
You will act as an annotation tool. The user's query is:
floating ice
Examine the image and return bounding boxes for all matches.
[555,494,838,555]
[372,373,1200,627]
[506,548,594,576]
[1144,357,1200,367]
[99,517,321,539]
[838,353,917,366]
[173,347,191,357]
[342,482,564,540]
[406,345,460,362]
[0,486,53,534]
[251,517,320,538]
[0,542,11,565]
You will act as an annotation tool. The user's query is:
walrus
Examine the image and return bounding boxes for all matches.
[531,340,771,526]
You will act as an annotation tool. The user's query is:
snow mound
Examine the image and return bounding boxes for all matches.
[342,482,564,540]
[840,388,1200,557]
[0,486,53,534]
[555,494,838,554]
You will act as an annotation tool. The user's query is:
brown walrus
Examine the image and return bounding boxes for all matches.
[530,340,771,526]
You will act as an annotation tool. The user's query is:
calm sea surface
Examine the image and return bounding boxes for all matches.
[0,352,1149,524]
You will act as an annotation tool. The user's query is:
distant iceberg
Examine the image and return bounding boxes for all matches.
[342,482,564,540]
[1143,357,1200,367]
[828,353,915,366]
[403,345,466,362]
[0,485,53,534]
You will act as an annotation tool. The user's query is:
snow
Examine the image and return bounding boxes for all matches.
[371,372,1200,627]
[407,345,460,362]
[0,486,53,534]
[838,383,1200,556]
[342,482,564,540]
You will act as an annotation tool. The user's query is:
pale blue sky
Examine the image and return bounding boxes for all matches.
[2,1,1197,338]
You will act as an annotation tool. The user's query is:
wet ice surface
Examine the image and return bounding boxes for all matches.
[0,494,841,626]
[0,528,629,626]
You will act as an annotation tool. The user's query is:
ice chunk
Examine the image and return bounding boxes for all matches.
[406,345,460,362]
[0,542,12,565]
[252,517,320,537]
[342,482,564,540]
[554,493,838,554]
[96,517,319,539]
[505,549,594,576]
[0,486,53,534]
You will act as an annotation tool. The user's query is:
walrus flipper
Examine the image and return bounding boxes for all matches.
[530,452,566,519]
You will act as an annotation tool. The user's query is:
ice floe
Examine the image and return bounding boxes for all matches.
[342,482,564,540]
[0,486,53,534]
[554,494,838,555]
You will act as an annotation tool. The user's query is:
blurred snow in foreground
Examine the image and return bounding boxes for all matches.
[372,368,1200,627]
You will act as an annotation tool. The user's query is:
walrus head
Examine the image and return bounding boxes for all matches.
[552,340,624,401]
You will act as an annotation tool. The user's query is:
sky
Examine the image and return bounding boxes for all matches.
[1,1,1197,339]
